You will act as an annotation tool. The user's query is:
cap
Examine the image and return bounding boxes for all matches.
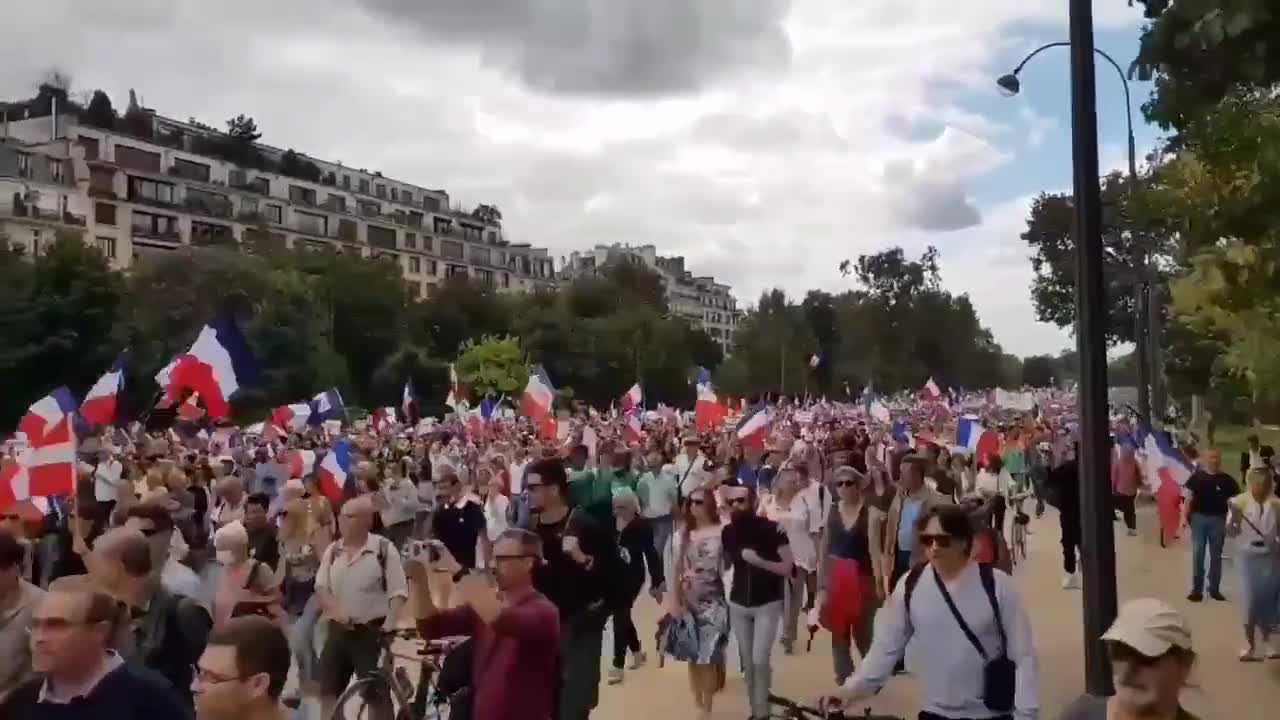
[1101,598,1192,657]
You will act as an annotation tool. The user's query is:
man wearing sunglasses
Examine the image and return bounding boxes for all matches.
[1060,598,1198,720]
[830,504,1040,720]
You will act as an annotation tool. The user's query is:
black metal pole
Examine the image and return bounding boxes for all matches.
[1068,0,1118,697]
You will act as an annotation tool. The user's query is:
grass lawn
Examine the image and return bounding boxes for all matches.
[1207,424,1280,473]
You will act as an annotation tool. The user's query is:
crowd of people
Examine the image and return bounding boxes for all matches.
[0,397,1272,720]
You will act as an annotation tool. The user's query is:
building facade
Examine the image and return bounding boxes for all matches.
[0,107,556,298]
[562,243,741,355]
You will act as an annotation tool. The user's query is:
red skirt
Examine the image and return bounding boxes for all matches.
[819,558,869,634]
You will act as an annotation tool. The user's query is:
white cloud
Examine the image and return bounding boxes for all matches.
[0,0,1147,358]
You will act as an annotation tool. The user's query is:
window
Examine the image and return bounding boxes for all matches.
[440,239,464,260]
[375,183,386,198]
[95,236,116,259]
[337,218,358,242]
[342,175,351,189]
[401,190,415,205]
[131,211,178,239]
[433,218,452,234]
[95,202,117,226]
[358,178,370,194]
[426,259,438,276]
[367,224,396,250]
[30,230,40,256]
[423,195,442,212]
[475,269,495,287]
[487,230,499,243]
[49,158,65,184]
[172,158,211,182]
[405,233,416,249]
[502,272,510,289]
[266,205,283,224]
[359,201,380,217]
[325,194,346,212]
[241,197,259,215]
[446,264,468,278]
[78,137,100,161]
[407,211,424,228]
[295,211,328,236]
[128,176,175,204]
[16,152,32,178]
[469,246,491,265]
[409,256,421,274]
[390,188,398,202]
[289,185,317,206]
[89,166,115,196]
[191,221,234,246]
[115,145,162,173]
[460,224,483,242]
[421,235,433,253]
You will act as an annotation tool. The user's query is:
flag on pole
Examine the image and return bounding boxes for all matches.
[621,383,643,413]
[160,314,257,419]
[80,354,126,426]
[694,367,725,433]
[0,416,76,511]
[18,387,77,444]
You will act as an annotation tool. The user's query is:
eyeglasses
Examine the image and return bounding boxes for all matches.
[194,666,248,685]
[726,496,750,506]
[919,533,954,548]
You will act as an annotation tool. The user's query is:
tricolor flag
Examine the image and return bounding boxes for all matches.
[80,354,126,426]
[694,367,725,433]
[521,366,557,440]
[956,415,999,460]
[736,403,774,450]
[922,376,943,401]
[287,448,317,479]
[316,439,353,504]
[623,409,643,445]
[0,416,76,511]
[402,379,418,424]
[161,314,257,419]
[1139,425,1193,493]
[18,387,77,444]
[621,383,643,413]
[371,407,394,435]
[308,388,345,426]
[271,403,312,431]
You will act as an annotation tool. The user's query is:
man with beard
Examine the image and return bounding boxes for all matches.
[1059,599,1198,720]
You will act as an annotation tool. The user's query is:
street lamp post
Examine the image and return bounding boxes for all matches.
[999,42,1154,428]
[999,10,1118,695]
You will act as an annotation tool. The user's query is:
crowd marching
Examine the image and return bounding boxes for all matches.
[0,348,1277,720]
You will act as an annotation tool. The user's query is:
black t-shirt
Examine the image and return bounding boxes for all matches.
[432,499,487,569]
[1186,470,1239,518]
[246,525,279,571]
[722,515,790,607]
[531,509,612,617]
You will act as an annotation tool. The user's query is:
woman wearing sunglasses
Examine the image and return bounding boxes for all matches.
[666,487,729,720]
[816,466,885,685]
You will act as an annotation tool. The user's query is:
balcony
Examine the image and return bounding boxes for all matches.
[133,226,180,242]
[183,195,234,219]
[167,163,212,183]
[236,210,265,224]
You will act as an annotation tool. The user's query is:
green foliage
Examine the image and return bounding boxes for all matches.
[1021,355,1058,387]
[82,90,116,130]
[455,336,529,397]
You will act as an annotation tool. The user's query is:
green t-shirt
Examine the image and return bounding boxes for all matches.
[568,468,615,527]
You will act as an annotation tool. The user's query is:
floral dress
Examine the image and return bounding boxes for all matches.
[673,524,730,664]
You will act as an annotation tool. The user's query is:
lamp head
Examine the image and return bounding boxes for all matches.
[996,73,1021,97]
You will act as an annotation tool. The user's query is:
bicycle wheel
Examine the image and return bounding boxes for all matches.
[331,677,404,720]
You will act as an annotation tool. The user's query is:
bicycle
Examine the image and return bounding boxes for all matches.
[1008,491,1032,567]
[328,628,465,720]
[768,694,904,720]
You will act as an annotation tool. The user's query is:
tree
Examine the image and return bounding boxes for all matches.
[454,336,529,398]
[82,90,116,130]
[226,114,262,143]
[1022,355,1057,387]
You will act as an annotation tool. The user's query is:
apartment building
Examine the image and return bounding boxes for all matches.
[0,104,556,298]
[562,243,741,355]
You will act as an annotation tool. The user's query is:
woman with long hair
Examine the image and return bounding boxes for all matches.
[276,498,322,703]
[1227,467,1280,661]
[759,466,817,655]
[817,466,884,684]
[668,487,729,720]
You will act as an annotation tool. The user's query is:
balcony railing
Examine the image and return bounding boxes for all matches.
[3,198,87,226]
[133,227,180,242]
[183,195,234,219]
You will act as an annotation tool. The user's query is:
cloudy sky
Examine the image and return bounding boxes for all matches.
[3,1,1161,357]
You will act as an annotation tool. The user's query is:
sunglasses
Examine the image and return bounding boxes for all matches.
[919,533,954,548]
[726,496,751,506]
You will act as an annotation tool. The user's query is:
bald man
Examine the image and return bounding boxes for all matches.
[87,528,209,707]
[315,495,407,719]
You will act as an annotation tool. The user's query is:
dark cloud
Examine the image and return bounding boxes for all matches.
[356,0,792,95]
[881,159,982,232]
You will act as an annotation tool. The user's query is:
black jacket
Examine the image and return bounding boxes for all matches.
[0,661,191,720]
[128,586,211,707]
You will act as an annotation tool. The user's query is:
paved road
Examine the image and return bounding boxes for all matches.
[598,504,1280,719]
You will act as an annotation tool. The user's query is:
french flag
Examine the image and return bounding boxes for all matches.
[80,354,126,426]
[0,416,76,511]
[18,387,78,444]
[402,379,418,424]
[272,403,312,431]
[736,404,774,450]
[621,383,643,413]
[287,449,317,479]
[1139,425,1193,493]
[316,440,354,504]
[162,314,257,419]
[694,367,725,433]
[308,388,345,426]
[623,409,643,445]
[521,365,555,420]
[922,376,943,401]
[956,415,999,460]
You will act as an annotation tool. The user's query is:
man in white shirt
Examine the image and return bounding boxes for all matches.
[830,504,1040,720]
[92,449,127,518]
[673,436,710,498]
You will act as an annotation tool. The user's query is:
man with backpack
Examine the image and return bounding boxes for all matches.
[827,504,1040,720]
[314,496,407,720]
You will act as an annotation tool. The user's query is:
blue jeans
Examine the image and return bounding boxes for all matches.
[289,595,321,688]
[650,515,673,561]
[1190,513,1227,594]
[729,600,783,719]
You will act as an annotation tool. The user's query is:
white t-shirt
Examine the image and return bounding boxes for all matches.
[93,459,127,503]
[762,494,817,571]
[508,460,530,495]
